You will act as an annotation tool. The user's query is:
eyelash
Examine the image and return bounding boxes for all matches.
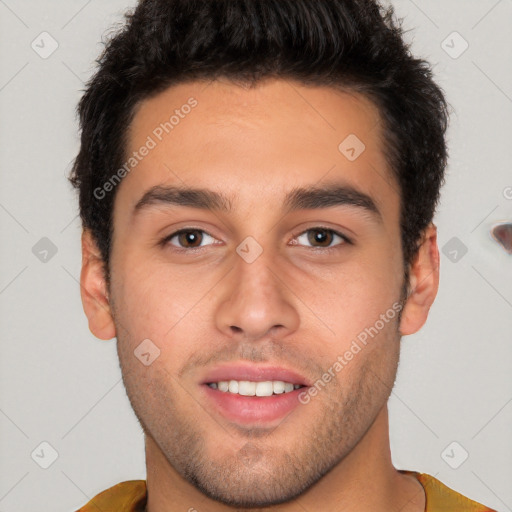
[159,226,352,254]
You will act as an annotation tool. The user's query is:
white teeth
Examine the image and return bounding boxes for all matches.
[228,380,239,393]
[208,380,302,396]
[255,381,273,397]
[238,381,256,396]
[273,381,285,394]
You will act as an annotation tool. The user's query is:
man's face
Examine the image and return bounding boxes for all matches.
[107,78,406,506]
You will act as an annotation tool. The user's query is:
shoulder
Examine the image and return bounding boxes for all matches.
[401,470,497,512]
[74,480,147,512]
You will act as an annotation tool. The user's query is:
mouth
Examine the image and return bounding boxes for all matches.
[199,364,310,425]
[206,380,304,396]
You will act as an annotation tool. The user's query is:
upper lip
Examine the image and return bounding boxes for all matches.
[201,363,311,387]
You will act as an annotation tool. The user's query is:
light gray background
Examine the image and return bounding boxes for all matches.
[1,1,511,511]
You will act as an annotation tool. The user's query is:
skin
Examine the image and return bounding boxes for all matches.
[80,78,439,511]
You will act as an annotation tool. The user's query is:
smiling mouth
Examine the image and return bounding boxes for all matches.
[206,380,305,397]
[201,372,309,424]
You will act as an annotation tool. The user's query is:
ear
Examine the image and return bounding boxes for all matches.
[80,229,116,340]
[399,223,440,336]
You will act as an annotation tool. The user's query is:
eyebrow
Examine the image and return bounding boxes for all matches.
[132,183,383,222]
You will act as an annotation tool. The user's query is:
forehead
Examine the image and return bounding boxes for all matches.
[116,78,398,220]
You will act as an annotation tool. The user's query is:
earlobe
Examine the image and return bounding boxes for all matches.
[80,229,116,340]
[399,224,440,336]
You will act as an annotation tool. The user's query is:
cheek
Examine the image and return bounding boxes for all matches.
[295,254,402,342]
[110,259,213,372]
[111,252,186,329]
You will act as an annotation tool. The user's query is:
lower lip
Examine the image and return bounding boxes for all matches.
[201,384,306,425]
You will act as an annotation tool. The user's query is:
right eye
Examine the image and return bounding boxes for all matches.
[160,228,218,251]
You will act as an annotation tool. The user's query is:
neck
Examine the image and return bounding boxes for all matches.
[144,405,425,512]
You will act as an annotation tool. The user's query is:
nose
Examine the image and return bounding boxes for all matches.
[214,249,300,342]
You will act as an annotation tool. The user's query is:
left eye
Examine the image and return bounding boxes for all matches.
[294,227,350,249]
[164,229,217,249]
[162,227,350,251]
